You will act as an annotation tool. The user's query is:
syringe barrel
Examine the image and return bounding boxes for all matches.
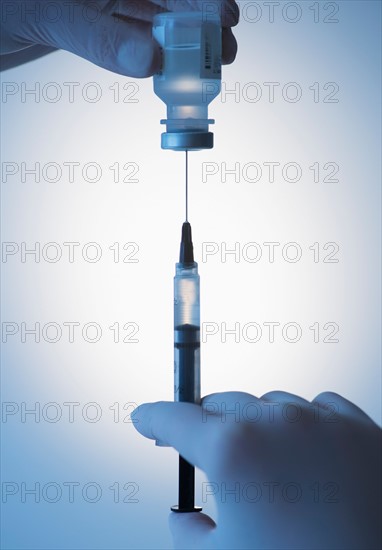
[174,262,200,404]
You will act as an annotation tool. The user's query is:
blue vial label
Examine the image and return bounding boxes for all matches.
[200,22,221,80]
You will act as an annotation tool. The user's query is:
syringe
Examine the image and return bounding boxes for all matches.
[171,202,202,513]
[151,8,221,514]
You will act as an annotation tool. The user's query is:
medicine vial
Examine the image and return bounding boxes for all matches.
[153,11,222,151]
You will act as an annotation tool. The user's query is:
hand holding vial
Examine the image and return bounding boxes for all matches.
[0,0,239,74]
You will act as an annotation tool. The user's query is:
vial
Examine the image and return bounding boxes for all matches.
[153,11,222,151]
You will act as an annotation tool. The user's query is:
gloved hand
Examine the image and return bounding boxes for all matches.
[0,0,239,76]
[132,391,381,549]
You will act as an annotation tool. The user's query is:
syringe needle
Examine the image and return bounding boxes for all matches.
[185,150,188,222]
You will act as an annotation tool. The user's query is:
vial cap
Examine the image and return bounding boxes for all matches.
[161,132,214,151]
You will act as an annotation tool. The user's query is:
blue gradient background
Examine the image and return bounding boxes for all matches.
[1,1,381,548]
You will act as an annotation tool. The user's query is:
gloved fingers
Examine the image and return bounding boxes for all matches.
[222,26,237,64]
[260,390,311,407]
[113,0,166,22]
[259,391,314,424]
[169,511,216,550]
[202,391,263,414]
[203,390,310,410]
[202,391,265,428]
[131,401,239,471]
[312,391,377,425]
[111,1,238,64]
[2,0,238,73]
[14,2,162,77]
[202,391,314,426]
[92,17,161,76]
[262,390,377,427]
[0,45,58,72]
[149,0,240,28]
[79,16,161,77]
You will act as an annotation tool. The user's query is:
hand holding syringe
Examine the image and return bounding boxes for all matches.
[133,391,381,549]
